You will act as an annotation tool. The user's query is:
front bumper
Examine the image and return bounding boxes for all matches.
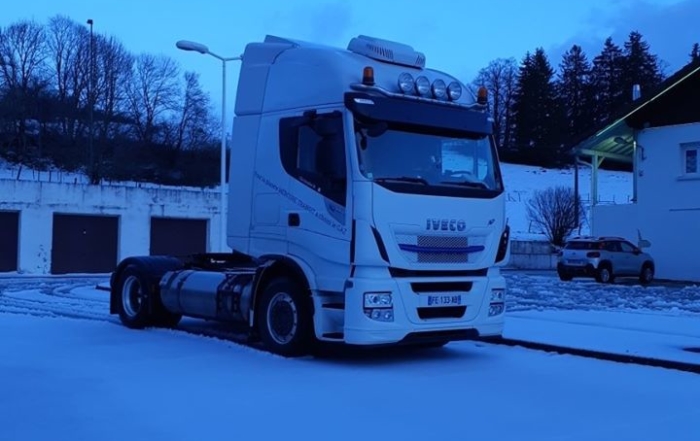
[343,272,506,345]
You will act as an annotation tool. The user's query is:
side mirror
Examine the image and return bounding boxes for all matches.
[638,239,651,249]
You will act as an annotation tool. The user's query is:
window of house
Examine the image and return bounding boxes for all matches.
[279,111,347,206]
[681,142,700,176]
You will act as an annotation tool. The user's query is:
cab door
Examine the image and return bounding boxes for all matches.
[278,108,353,292]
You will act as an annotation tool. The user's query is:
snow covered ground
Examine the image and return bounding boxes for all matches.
[1,271,698,440]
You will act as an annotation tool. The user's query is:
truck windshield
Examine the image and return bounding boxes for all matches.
[354,121,503,198]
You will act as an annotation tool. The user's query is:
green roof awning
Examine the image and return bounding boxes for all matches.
[571,59,700,164]
[575,121,634,163]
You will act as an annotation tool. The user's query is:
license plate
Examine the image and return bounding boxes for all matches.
[567,259,585,266]
[426,295,463,307]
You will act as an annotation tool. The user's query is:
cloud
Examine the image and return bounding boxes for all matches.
[546,0,699,75]
[264,1,354,47]
[306,1,354,43]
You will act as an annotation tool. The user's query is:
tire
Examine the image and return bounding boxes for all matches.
[256,276,314,357]
[595,264,614,284]
[114,265,181,329]
[639,263,654,285]
[558,271,573,281]
[115,265,154,329]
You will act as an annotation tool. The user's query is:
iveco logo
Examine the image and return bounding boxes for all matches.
[426,218,466,231]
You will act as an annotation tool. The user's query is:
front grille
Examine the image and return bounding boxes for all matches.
[388,267,488,278]
[395,234,485,264]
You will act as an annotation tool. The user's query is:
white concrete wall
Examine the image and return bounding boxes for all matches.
[593,204,700,282]
[0,180,224,274]
[591,204,640,241]
[506,240,558,270]
[637,122,700,210]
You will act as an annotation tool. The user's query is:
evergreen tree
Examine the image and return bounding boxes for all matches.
[690,43,700,62]
[557,44,595,142]
[511,48,563,166]
[621,31,664,101]
[590,37,626,124]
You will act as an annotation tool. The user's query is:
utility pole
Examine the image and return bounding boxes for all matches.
[87,19,95,183]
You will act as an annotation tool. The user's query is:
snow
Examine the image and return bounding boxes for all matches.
[1,271,699,440]
[499,162,632,240]
[506,310,700,364]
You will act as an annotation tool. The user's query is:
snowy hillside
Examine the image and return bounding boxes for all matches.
[0,159,632,241]
[500,162,631,239]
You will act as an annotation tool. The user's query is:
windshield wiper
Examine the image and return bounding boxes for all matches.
[439,180,488,189]
[375,176,428,185]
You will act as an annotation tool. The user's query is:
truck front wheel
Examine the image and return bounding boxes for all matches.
[256,276,313,357]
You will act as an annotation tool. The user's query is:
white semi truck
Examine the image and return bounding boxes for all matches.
[109,34,511,356]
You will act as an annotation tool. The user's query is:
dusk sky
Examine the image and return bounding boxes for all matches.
[3,0,698,129]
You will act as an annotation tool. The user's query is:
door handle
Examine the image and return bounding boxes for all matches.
[288,213,300,227]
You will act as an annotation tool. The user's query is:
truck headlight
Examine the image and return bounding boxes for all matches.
[489,288,505,316]
[364,292,392,308]
[489,303,505,316]
[447,81,462,100]
[415,76,431,96]
[431,79,447,100]
[398,72,414,93]
[363,292,394,322]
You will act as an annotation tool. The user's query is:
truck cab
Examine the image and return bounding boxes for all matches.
[109,34,510,356]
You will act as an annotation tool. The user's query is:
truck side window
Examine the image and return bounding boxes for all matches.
[279,112,347,206]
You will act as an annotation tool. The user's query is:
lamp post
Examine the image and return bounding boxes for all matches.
[176,40,242,253]
[87,19,94,181]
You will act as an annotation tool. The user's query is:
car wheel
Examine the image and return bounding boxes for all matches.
[596,265,614,284]
[639,264,654,285]
[558,271,573,281]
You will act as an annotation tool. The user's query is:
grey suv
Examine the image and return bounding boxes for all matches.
[556,236,655,285]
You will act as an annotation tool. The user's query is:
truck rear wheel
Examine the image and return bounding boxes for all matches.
[116,265,153,329]
[256,276,313,357]
[115,264,181,329]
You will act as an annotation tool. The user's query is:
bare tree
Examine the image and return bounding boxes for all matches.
[0,19,49,157]
[81,34,134,183]
[45,15,90,140]
[94,36,133,139]
[126,53,180,144]
[526,186,586,247]
[167,70,217,152]
[472,57,517,151]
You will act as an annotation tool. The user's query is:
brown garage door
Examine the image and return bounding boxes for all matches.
[51,213,119,274]
[0,211,19,272]
[150,217,208,257]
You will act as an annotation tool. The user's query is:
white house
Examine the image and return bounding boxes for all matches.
[572,59,700,282]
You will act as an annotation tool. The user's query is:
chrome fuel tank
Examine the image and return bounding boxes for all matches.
[159,269,256,322]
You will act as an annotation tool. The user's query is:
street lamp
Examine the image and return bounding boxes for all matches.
[87,19,95,181]
[176,39,242,253]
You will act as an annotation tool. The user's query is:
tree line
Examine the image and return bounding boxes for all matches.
[0,15,221,186]
[1,17,697,187]
[472,31,700,169]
